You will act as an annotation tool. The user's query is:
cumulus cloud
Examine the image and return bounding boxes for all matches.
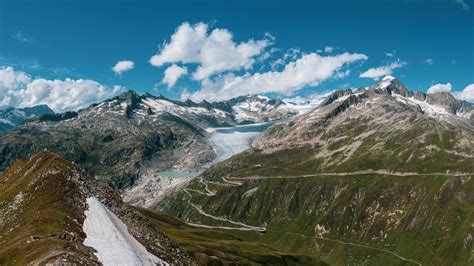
[427,83,452,94]
[452,84,474,102]
[0,66,31,90]
[112,60,135,75]
[162,64,188,88]
[182,52,368,102]
[149,22,270,80]
[270,48,300,70]
[0,66,124,112]
[359,61,406,80]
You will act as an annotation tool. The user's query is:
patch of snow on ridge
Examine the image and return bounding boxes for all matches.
[393,94,450,118]
[143,98,178,114]
[283,92,330,115]
[143,98,225,118]
[374,75,395,90]
[334,95,350,103]
[0,118,15,126]
[83,197,168,266]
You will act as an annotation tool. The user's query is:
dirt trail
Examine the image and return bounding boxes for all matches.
[183,189,266,232]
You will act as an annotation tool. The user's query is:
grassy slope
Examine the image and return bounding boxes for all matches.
[158,100,474,265]
[136,207,325,265]
[0,153,97,265]
[161,158,474,265]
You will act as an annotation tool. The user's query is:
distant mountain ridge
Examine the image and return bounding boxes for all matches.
[28,91,297,125]
[0,90,298,189]
[370,76,473,120]
[0,105,54,133]
[252,76,474,167]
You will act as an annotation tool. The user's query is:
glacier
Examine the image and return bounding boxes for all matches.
[209,122,274,163]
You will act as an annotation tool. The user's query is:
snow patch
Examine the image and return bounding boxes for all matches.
[0,118,14,126]
[393,94,451,118]
[374,76,395,90]
[83,197,168,266]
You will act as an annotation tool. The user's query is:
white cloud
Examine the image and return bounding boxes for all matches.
[359,61,406,80]
[385,51,396,57]
[455,0,470,10]
[0,66,124,112]
[149,22,270,80]
[424,58,434,65]
[112,60,135,75]
[324,46,334,53]
[182,52,368,102]
[162,64,188,88]
[270,58,285,70]
[427,83,452,94]
[0,66,31,90]
[452,84,474,102]
[270,48,300,70]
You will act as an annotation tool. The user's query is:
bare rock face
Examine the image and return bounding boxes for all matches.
[425,92,473,115]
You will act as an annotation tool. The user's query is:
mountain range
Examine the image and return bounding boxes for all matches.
[0,76,472,265]
[157,76,474,265]
[0,105,54,133]
[0,92,300,189]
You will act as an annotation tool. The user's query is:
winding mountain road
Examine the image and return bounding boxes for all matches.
[227,169,473,181]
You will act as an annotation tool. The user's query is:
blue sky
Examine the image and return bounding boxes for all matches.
[0,0,473,110]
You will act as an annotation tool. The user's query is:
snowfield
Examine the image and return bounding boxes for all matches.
[83,197,168,266]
